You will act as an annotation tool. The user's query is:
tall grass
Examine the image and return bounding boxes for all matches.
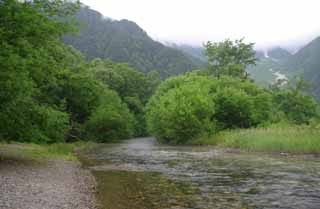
[192,125,320,153]
[0,141,96,161]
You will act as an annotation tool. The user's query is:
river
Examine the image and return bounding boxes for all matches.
[80,137,320,209]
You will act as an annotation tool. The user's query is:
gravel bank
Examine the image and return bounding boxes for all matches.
[0,157,96,209]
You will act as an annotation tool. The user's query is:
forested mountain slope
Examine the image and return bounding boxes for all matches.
[170,44,206,61]
[64,6,204,77]
[284,37,320,100]
[249,39,320,101]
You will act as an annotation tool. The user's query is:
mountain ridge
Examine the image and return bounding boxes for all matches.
[64,6,204,77]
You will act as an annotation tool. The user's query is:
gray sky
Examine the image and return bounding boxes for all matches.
[80,0,320,50]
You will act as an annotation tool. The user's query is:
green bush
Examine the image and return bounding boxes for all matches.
[146,74,274,144]
[213,87,254,129]
[273,90,319,124]
[147,76,216,144]
[85,90,134,142]
[90,60,161,137]
[0,101,69,143]
[34,105,70,143]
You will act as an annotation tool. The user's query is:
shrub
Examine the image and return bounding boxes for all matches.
[273,90,319,124]
[146,73,274,144]
[34,105,70,143]
[213,87,254,129]
[146,78,216,144]
[0,99,69,143]
[85,90,134,142]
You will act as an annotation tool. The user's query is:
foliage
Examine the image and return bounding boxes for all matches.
[146,74,273,144]
[63,69,105,124]
[0,0,80,142]
[85,89,134,142]
[273,90,319,124]
[0,0,138,143]
[204,39,256,78]
[64,6,204,78]
[146,78,216,144]
[89,59,161,136]
[213,87,253,129]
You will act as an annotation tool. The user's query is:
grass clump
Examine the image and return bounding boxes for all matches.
[0,142,96,161]
[191,124,320,154]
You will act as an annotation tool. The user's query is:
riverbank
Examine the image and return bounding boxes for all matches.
[191,125,320,154]
[0,142,97,209]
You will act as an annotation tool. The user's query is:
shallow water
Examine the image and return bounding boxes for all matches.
[81,138,320,209]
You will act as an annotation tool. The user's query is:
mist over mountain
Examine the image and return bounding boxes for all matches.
[284,37,320,100]
[248,38,320,101]
[64,6,320,101]
[268,47,292,60]
[64,6,204,77]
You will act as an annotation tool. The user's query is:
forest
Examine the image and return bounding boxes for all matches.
[1,0,319,152]
[0,0,160,143]
[2,1,320,209]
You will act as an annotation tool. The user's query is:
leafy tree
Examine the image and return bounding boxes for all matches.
[0,0,80,142]
[85,90,134,142]
[204,39,256,78]
[270,76,319,124]
[0,0,159,143]
[146,80,216,144]
[146,74,274,144]
[89,60,160,136]
[145,70,161,98]
[213,88,254,129]
[63,70,104,123]
[273,90,318,124]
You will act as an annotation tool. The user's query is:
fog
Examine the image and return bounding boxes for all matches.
[80,0,320,50]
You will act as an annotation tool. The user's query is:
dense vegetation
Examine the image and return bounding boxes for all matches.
[64,6,204,78]
[88,59,161,136]
[0,0,158,143]
[1,0,319,153]
[146,39,320,144]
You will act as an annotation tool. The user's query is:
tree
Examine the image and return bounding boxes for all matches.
[89,60,160,136]
[0,0,145,143]
[204,38,256,78]
[85,90,134,142]
[146,74,274,144]
[146,80,216,144]
[269,76,319,124]
[0,0,80,142]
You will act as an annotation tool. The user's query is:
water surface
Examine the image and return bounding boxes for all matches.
[81,138,320,209]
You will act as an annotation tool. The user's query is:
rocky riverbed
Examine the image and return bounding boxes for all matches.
[0,155,96,209]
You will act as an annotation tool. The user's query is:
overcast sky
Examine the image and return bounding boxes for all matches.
[80,0,320,50]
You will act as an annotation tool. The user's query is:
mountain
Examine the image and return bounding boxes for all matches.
[64,6,204,77]
[247,47,292,86]
[268,47,291,60]
[250,39,320,101]
[255,50,265,59]
[285,37,320,100]
[170,44,206,62]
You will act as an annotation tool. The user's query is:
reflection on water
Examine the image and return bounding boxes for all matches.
[81,138,320,209]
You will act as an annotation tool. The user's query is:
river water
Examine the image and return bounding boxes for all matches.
[81,138,320,209]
